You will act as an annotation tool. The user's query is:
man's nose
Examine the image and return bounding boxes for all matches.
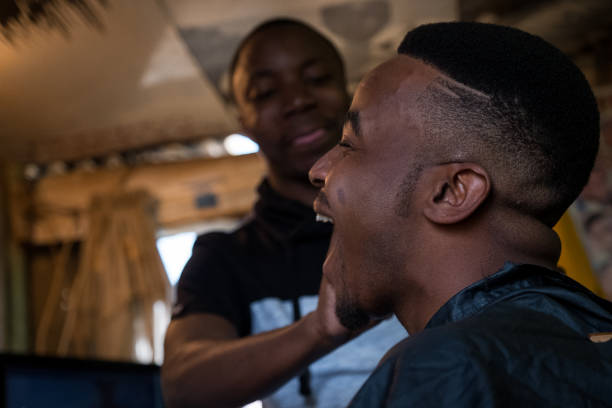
[309,148,336,188]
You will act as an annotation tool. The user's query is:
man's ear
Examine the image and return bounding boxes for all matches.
[423,163,490,224]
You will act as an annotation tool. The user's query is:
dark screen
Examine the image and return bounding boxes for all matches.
[0,354,164,408]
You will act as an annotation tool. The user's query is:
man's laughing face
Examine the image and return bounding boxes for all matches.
[310,56,440,330]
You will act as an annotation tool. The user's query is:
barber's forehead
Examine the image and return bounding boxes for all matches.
[239,25,336,62]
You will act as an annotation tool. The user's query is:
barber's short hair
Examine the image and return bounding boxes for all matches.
[228,18,345,101]
[398,22,599,225]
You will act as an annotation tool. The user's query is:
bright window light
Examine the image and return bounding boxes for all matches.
[134,336,153,364]
[157,232,197,285]
[223,133,259,156]
[242,401,263,408]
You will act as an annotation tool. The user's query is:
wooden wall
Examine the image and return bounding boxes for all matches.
[5,153,266,354]
[12,153,266,245]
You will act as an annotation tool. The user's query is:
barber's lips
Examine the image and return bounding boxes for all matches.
[291,128,327,147]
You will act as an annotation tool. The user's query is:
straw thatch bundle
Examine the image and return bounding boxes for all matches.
[57,189,170,362]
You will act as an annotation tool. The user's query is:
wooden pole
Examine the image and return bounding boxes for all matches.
[0,161,8,350]
[2,163,29,352]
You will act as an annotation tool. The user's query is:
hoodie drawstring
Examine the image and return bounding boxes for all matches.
[292,297,312,399]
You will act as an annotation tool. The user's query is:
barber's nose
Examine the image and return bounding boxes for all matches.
[309,147,337,188]
[283,83,315,116]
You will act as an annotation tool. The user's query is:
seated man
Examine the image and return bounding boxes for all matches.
[309,22,612,406]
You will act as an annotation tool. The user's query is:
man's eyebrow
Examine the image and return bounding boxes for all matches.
[344,110,361,138]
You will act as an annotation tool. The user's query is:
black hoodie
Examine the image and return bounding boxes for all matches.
[174,178,332,337]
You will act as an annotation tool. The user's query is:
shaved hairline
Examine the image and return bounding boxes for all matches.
[425,74,491,102]
[413,74,494,163]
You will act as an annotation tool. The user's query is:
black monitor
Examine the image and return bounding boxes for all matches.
[0,353,164,408]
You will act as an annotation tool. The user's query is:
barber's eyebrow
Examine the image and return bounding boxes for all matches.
[301,58,322,69]
[344,110,361,138]
[249,58,325,81]
[247,70,275,86]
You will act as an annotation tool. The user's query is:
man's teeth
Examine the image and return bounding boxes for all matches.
[316,213,334,224]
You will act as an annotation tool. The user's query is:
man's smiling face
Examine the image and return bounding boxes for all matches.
[310,55,440,329]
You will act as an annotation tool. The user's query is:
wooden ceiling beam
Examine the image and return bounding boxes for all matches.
[1,116,235,164]
[11,153,266,244]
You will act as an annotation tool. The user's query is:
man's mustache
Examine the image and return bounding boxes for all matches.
[315,190,330,208]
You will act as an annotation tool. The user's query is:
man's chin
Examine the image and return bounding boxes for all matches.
[336,301,370,331]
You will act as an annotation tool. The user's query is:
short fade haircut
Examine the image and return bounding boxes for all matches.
[398,22,599,226]
[228,18,346,102]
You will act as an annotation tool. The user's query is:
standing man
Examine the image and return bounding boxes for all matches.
[162,19,406,408]
[309,22,612,406]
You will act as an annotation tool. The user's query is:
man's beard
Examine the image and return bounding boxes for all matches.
[336,302,369,331]
[331,245,371,331]
[335,290,370,331]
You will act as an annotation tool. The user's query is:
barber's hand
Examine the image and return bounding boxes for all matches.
[308,275,384,349]
[313,274,351,343]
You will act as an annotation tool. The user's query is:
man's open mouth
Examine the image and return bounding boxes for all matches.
[316,213,334,224]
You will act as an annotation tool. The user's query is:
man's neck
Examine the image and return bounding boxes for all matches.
[393,211,561,335]
[267,170,319,208]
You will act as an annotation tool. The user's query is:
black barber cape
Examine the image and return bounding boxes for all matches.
[348,263,612,408]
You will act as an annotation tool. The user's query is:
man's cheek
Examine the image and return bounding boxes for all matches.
[322,239,341,280]
[336,187,346,205]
